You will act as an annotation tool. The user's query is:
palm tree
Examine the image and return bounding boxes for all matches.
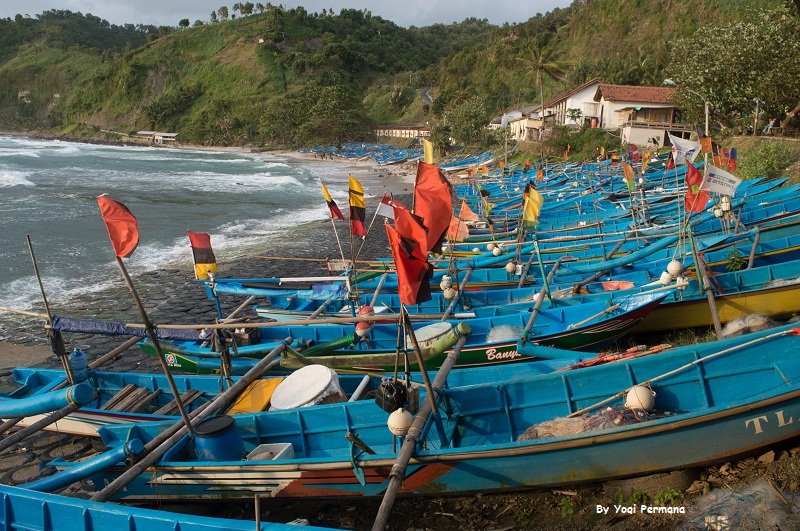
[521,39,573,139]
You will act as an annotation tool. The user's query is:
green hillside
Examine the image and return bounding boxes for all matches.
[0,1,790,146]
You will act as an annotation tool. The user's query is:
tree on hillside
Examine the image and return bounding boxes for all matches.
[218,6,229,20]
[241,2,254,15]
[209,11,217,22]
[520,39,572,139]
[667,7,800,130]
[443,95,489,146]
[178,18,189,28]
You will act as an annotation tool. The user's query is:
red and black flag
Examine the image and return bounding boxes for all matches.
[97,195,139,258]
[413,161,452,253]
[348,175,367,237]
[187,231,218,280]
[320,181,344,221]
[385,204,432,305]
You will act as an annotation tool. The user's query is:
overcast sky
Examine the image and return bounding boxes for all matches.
[1,0,572,28]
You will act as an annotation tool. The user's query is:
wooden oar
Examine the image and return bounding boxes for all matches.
[371,335,467,531]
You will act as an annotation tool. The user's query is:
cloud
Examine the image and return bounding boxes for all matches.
[0,0,570,28]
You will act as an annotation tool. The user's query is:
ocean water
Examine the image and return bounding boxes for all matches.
[0,136,389,340]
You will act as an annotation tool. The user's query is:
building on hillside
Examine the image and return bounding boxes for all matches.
[593,84,694,147]
[374,125,430,139]
[135,131,179,144]
[544,78,602,127]
[488,105,544,141]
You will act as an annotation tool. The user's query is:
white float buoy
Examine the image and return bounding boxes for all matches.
[666,259,683,277]
[492,247,502,256]
[659,271,672,285]
[439,275,453,290]
[443,287,457,300]
[714,208,724,218]
[505,261,516,273]
[388,408,413,436]
[487,243,496,251]
[625,385,656,411]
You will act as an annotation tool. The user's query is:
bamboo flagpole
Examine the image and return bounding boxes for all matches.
[25,235,74,384]
[320,181,347,263]
[96,195,195,437]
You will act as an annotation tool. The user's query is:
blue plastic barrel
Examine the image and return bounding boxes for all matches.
[68,348,89,382]
[193,415,244,461]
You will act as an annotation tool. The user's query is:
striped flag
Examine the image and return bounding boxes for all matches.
[321,181,344,221]
[348,175,367,236]
[187,231,218,280]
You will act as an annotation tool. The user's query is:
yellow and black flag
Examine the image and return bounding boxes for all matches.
[321,181,345,220]
[522,182,544,229]
[348,175,367,236]
[188,231,217,280]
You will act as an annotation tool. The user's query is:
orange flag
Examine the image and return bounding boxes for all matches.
[458,198,479,222]
[97,195,139,258]
[447,215,469,242]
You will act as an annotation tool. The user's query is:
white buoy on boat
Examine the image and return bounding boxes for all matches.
[439,275,453,290]
[720,195,732,211]
[505,261,516,273]
[443,287,457,300]
[666,259,683,277]
[492,247,502,256]
[714,208,724,218]
[625,385,656,411]
[487,243,496,251]
[387,408,413,436]
[472,247,481,253]
[659,271,672,285]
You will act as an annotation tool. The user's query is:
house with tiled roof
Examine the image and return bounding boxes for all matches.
[544,78,602,127]
[594,84,694,146]
[488,105,544,141]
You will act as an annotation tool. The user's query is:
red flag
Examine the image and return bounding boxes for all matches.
[393,201,429,252]
[413,162,452,253]
[385,224,432,305]
[97,195,139,258]
[684,162,709,213]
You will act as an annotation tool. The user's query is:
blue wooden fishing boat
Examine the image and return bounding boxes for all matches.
[0,483,335,530]
[47,323,800,501]
[124,291,668,374]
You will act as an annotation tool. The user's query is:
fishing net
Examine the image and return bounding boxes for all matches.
[517,407,662,441]
[681,480,800,530]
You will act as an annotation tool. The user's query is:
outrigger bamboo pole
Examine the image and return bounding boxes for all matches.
[114,256,195,437]
[91,338,291,502]
[371,335,468,531]
[25,236,74,384]
[0,402,84,454]
[520,258,565,344]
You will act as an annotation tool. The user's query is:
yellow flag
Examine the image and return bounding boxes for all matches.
[641,149,652,174]
[423,139,434,164]
[522,188,544,229]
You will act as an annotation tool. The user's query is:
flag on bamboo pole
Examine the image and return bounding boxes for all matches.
[423,139,434,164]
[413,161,453,253]
[386,203,432,305]
[535,166,544,181]
[321,181,344,220]
[458,197,479,222]
[727,147,737,170]
[563,144,571,161]
[96,195,139,258]
[703,166,742,196]
[348,175,367,236]
[668,133,700,165]
[447,215,469,242]
[699,135,712,154]
[187,231,217,280]
[522,182,544,229]
[375,193,394,219]
[623,163,636,192]
[641,148,652,174]
[685,162,709,213]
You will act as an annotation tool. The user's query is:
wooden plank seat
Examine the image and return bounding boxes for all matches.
[153,389,205,415]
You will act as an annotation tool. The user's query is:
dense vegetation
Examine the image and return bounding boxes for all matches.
[0,0,794,149]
